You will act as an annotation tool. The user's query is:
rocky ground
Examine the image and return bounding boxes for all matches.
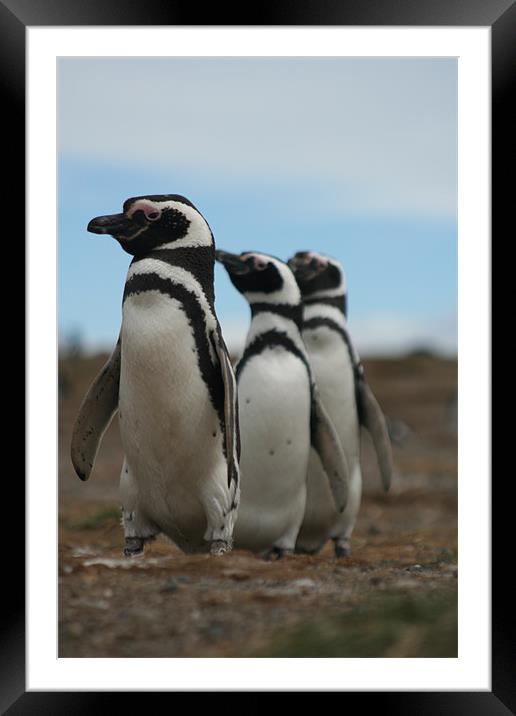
[58,352,457,658]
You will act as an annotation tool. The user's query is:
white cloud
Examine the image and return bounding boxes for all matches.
[348,312,457,356]
[58,57,457,220]
[216,319,247,360]
[216,312,457,358]
[63,312,457,359]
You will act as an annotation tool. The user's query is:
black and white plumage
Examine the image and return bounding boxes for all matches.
[216,250,349,558]
[71,195,240,556]
[288,251,393,557]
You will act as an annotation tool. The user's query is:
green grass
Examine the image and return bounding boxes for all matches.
[68,506,121,531]
[432,547,457,564]
[249,590,457,658]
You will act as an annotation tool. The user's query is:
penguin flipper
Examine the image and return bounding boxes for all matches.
[311,388,349,513]
[357,378,393,492]
[70,338,121,481]
[211,327,240,487]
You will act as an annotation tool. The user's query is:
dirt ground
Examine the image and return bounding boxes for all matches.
[58,352,457,658]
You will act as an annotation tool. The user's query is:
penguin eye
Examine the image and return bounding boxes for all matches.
[253,258,268,271]
[146,210,161,221]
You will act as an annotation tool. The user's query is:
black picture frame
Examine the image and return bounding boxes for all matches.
[7,0,506,711]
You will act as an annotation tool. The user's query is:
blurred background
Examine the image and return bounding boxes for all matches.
[58,57,457,659]
[58,57,457,358]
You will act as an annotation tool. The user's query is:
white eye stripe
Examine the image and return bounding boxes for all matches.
[127,199,161,220]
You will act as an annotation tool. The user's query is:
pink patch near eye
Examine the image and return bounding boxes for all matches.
[254,258,267,270]
[128,200,160,220]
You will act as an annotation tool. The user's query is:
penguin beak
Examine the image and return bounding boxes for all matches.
[215,249,250,275]
[87,213,134,236]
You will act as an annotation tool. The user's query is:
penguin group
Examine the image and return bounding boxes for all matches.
[71,195,393,560]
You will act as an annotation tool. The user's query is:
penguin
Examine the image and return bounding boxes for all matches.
[70,195,240,556]
[287,251,393,557]
[215,250,349,558]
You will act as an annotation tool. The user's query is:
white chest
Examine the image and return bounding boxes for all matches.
[119,291,221,468]
[303,326,359,450]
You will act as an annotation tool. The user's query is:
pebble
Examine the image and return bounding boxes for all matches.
[395,579,419,590]
[280,578,317,594]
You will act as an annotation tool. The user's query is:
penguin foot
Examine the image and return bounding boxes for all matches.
[123,536,145,558]
[333,539,351,559]
[264,546,294,561]
[210,539,230,556]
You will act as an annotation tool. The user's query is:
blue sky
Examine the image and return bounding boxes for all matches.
[58,57,457,356]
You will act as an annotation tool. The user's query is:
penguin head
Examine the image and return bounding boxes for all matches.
[288,251,347,301]
[216,250,301,305]
[87,194,213,256]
